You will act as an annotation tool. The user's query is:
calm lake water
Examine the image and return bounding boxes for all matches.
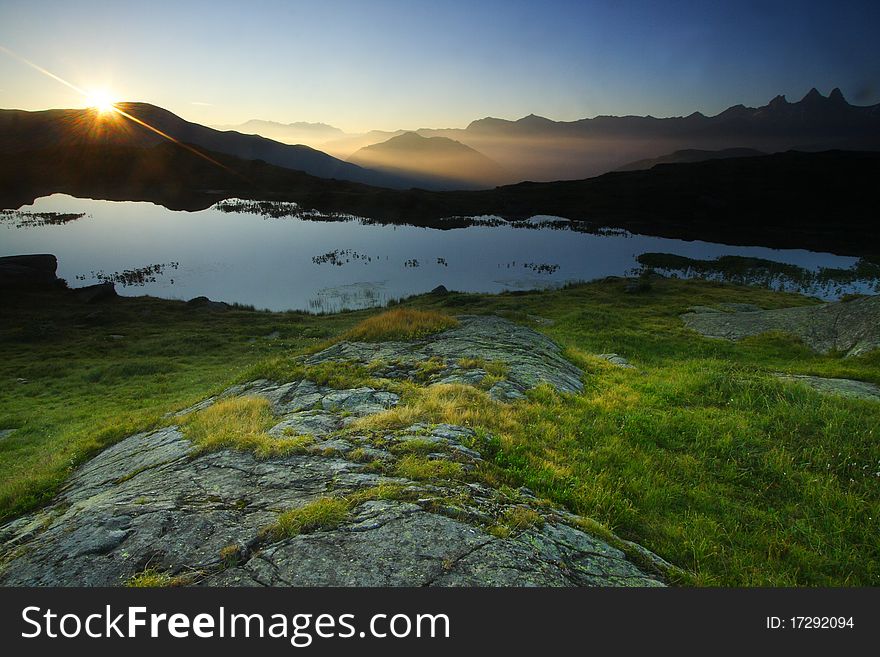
[1,194,876,312]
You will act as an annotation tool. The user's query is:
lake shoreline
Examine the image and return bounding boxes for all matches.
[4,195,877,312]
[3,146,878,257]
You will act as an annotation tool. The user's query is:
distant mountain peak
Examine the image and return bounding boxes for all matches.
[829,87,847,103]
[241,119,341,130]
[802,87,825,103]
[768,94,789,108]
[394,130,427,141]
[517,113,552,124]
[348,130,508,189]
[616,147,766,172]
[210,118,345,144]
[360,131,473,152]
[0,101,418,189]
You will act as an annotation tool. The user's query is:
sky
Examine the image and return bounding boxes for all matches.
[0,0,878,132]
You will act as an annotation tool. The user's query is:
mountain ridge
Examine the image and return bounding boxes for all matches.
[211,119,345,145]
[616,148,766,172]
[188,86,880,183]
[0,103,418,189]
[3,140,877,257]
[348,132,509,189]
[2,85,878,190]
[413,87,880,180]
[463,87,878,132]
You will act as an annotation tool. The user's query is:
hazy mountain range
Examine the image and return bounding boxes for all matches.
[212,119,345,146]
[2,85,878,253]
[215,87,880,184]
[0,103,415,189]
[212,119,405,160]
[615,148,765,172]
[348,132,508,189]
[1,87,878,194]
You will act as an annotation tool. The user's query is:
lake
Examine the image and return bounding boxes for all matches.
[2,194,877,312]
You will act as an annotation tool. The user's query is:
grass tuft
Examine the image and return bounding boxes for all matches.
[390,438,443,455]
[346,483,418,506]
[339,309,458,342]
[458,357,509,377]
[181,396,309,458]
[124,568,190,587]
[351,383,518,435]
[395,455,465,480]
[263,497,350,540]
[488,506,545,538]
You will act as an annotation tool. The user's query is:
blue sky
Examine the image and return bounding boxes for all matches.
[0,0,877,130]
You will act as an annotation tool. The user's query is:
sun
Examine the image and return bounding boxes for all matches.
[84,89,117,114]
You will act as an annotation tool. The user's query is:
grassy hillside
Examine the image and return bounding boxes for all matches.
[2,278,878,585]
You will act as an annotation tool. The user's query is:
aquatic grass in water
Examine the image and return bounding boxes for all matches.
[0,209,87,228]
[636,253,880,298]
[74,262,180,287]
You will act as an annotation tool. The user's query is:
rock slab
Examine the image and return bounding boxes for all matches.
[0,315,666,587]
[306,315,585,400]
[682,295,880,357]
[775,374,880,402]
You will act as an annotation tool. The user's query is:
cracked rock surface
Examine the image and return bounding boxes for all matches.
[0,316,664,587]
[681,295,880,357]
[306,315,585,400]
[774,374,880,402]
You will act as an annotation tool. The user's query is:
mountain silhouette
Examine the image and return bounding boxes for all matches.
[3,86,877,191]
[212,119,345,145]
[193,87,880,183]
[3,142,877,257]
[462,88,877,138]
[418,87,880,180]
[616,148,765,172]
[0,103,417,189]
[212,121,409,160]
[320,130,407,159]
[348,132,509,189]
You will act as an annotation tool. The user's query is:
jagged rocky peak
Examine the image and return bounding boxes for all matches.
[802,87,824,101]
[828,87,847,103]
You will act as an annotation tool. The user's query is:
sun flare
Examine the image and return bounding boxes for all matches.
[84,89,117,114]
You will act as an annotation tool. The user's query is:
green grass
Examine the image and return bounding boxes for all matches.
[390,438,445,455]
[124,568,191,587]
[398,278,880,585]
[3,277,880,585]
[263,497,351,540]
[0,290,365,521]
[338,308,458,342]
[489,506,546,538]
[263,485,424,542]
[457,357,509,377]
[414,357,447,381]
[395,454,465,480]
[181,396,314,457]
